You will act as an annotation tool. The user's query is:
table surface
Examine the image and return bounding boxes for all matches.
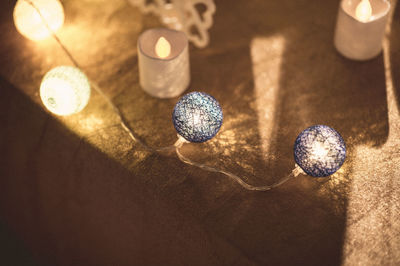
[0,0,399,265]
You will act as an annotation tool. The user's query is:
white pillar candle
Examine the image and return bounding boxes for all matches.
[137,28,190,98]
[334,0,391,61]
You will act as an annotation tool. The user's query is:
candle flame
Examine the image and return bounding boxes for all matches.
[355,0,372,22]
[155,36,171,58]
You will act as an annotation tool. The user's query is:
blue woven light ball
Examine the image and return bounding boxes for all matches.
[294,125,346,177]
[172,92,223,143]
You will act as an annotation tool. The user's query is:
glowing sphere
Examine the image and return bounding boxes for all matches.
[13,0,65,41]
[40,66,91,116]
[173,92,223,143]
[294,125,346,177]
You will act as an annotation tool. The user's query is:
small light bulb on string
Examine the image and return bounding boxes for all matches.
[172,91,223,143]
[40,66,91,116]
[13,0,65,41]
[293,125,346,177]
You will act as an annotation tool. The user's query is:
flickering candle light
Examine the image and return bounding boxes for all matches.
[334,0,391,61]
[13,0,65,41]
[137,28,190,98]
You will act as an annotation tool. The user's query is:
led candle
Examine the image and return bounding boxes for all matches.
[13,0,64,41]
[137,28,190,98]
[334,0,391,60]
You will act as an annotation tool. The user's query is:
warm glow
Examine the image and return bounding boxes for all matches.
[13,0,64,41]
[311,141,330,159]
[155,36,171,58]
[355,0,372,22]
[193,111,201,126]
[40,66,91,116]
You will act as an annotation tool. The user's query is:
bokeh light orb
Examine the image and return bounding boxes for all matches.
[13,0,65,41]
[40,66,91,116]
[173,92,223,143]
[294,125,346,177]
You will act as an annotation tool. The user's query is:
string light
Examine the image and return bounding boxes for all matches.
[172,92,223,143]
[294,125,346,177]
[40,66,91,116]
[13,0,65,41]
[23,0,348,191]
[155,36,171,58]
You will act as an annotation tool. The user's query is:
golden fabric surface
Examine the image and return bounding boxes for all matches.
[0,0,399,265]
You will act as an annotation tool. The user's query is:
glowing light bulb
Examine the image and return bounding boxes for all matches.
[13,0,64,41]
[155,36,171,58]
[355,0,372,22]
[173,92,223,143]
[294,125,346,177]
[311,141,330,159]
[40,66,91,116]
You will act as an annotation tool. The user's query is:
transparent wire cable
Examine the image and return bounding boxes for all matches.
[173,136,303,191]
[28,0,302,191]
[25,0,176,153]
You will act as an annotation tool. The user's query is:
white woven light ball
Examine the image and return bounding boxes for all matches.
[13,0,64,41]
[40,66,91,116]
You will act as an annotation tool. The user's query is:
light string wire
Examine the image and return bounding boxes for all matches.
[27,0,302,191]
[173,136,302,191]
